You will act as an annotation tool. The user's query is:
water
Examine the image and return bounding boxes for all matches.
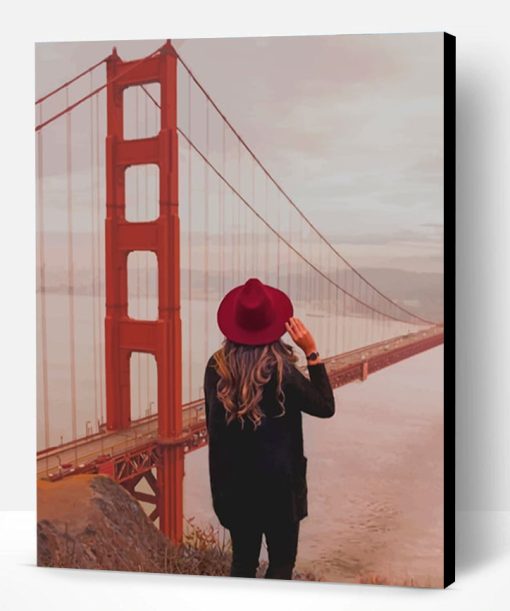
[37,291,442,584]
[184,344,444,584]
[36,292,417,448]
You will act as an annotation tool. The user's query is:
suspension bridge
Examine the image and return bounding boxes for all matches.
[36,40,444,544]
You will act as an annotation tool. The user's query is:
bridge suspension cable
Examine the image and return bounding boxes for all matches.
[176,126,418,325]
[35,40,435,326]
[170,49,436,327]
[136,49,435,327]
[35,56,106,105]
[35,42,168,132]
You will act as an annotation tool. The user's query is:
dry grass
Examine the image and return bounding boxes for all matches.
[181,517,321,581]
[356,571,438,588]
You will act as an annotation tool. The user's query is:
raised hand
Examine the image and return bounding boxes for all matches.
[285,317,318,357]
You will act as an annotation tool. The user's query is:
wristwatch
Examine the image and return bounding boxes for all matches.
[306,351,320,361]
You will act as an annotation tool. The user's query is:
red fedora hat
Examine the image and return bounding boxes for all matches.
[217,277,293,345]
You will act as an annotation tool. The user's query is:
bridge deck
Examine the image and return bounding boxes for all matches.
[37,325,443,480]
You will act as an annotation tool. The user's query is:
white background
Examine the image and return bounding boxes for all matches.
[1,0,509,608]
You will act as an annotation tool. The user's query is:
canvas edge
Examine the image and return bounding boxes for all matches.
[443,30,456,589]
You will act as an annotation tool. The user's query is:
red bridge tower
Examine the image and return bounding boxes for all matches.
[104,40,183,543]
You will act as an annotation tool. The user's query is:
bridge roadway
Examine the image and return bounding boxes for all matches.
[37,324,444,481]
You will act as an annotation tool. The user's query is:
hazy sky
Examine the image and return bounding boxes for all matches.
[36,33,444,274]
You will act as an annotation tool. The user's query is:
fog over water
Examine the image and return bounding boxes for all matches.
[36,293,425,449]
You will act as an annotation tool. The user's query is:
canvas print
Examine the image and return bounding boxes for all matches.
[36,32,455,587]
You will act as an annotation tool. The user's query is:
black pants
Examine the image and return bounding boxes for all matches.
[228,519,300,579]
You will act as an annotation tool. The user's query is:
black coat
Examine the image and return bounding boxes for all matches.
[203,355,335,529]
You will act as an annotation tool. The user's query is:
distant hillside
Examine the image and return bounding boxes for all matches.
[358,267,444,323]
[37,232,443,322]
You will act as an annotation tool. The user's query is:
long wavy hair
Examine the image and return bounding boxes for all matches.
[212,338,299,430]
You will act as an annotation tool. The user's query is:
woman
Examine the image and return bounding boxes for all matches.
[203,277,335,580]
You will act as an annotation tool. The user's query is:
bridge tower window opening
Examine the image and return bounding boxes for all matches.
[125,164,160,222]
[129,351,158,421]
[127,250,158,321]
[123,83,161,140]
